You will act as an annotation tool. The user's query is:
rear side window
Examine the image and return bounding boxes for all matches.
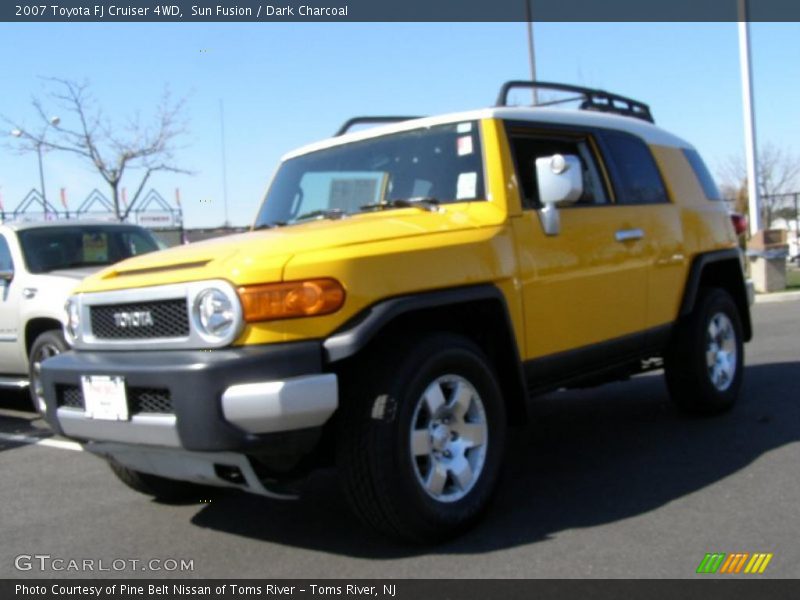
[683,148,722,201]
[602,132,669,204]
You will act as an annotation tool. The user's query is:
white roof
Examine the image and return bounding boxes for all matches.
[283,106,693,161]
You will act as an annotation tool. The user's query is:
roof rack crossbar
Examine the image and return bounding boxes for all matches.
[495,80,654,123]
[335,116,422,136]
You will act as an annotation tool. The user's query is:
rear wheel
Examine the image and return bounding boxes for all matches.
[336,334,506,543]
[108,461,212,502]
[28,330,69,415]
[665,287,744,415]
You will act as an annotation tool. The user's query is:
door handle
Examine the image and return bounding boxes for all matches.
[615,228,644,242]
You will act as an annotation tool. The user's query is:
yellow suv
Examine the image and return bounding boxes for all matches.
[41,82,753,542]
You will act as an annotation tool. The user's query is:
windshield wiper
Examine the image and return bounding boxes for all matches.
[359,197,441,213]
[293,209,347,222]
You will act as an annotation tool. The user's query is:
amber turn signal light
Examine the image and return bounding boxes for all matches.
[237,279,345,322]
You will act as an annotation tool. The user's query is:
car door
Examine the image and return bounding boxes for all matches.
[0,232,24,374]
[598,130,686,334]
[505,124,654,382]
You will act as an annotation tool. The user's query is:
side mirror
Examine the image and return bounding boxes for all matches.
[535,154,583,236]
[0,269,13,283]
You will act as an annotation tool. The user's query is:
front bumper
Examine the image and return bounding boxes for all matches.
[40,341,338,454]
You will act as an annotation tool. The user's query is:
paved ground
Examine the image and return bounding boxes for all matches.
[1,300,798,579]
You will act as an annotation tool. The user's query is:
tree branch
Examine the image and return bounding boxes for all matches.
[6,78,191,221]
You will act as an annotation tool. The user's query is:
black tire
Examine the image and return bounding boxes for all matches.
[28,329,69,415]
[664,287,744,415]
[108,460,212,502]
[336,333,507,543]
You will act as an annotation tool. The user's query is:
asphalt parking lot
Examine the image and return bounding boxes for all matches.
[1,299,798,579]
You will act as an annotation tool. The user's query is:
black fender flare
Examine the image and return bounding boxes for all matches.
[679,248,753,341]
[323,284,529,421]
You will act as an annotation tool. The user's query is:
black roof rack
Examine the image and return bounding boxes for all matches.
[495,80,654,123]
[335,116,423,137]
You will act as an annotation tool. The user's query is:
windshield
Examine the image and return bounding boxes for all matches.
[18,225,160,274]
[254,121,485,228]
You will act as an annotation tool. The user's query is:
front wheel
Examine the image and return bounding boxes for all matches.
[28,330,69,415]
[336,334,507,543]
[664,287,745,415]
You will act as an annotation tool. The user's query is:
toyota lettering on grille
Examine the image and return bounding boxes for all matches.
[112,311,155,328]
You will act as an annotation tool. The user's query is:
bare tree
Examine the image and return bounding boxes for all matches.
[5,78,190,221]
[717,143,800,228]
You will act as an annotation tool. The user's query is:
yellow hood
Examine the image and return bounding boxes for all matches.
[75,205,496,293]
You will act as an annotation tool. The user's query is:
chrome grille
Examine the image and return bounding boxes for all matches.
[89,299,189,340]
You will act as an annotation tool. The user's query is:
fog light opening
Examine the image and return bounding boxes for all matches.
[214,464,245,485]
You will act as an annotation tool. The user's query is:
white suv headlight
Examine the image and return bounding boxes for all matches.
[65,297,81,342]
[193,288,237,341]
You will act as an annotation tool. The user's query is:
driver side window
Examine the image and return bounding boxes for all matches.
[0,236,13,272]
[508,130,609,209]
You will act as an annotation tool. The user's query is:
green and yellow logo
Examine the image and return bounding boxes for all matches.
[696,552,773,574]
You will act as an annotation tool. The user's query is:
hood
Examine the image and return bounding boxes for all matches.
[76,204,501,293]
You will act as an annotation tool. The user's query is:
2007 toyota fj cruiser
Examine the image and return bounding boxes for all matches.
[41,82,753,542]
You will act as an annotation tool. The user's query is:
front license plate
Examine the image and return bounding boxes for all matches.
[81,375,129,421]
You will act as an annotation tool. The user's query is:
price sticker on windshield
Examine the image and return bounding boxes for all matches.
[82,233,109,263]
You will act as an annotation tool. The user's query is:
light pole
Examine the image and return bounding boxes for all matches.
[10,115,61,214]
[525,0,538,105]
[738,0,761,235]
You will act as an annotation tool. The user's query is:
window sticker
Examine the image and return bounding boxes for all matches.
[456,122,473,134]
[82,233,109,262]
[329,178,380,212]
[457,135,473,156]
[456,172,478,200]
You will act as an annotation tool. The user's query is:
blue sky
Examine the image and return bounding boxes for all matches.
[0,22,798,228]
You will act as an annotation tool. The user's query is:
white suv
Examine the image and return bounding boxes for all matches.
[0,221,161,412]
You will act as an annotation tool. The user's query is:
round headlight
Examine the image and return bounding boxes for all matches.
[65,298,80,341]
[193,288,236,340]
